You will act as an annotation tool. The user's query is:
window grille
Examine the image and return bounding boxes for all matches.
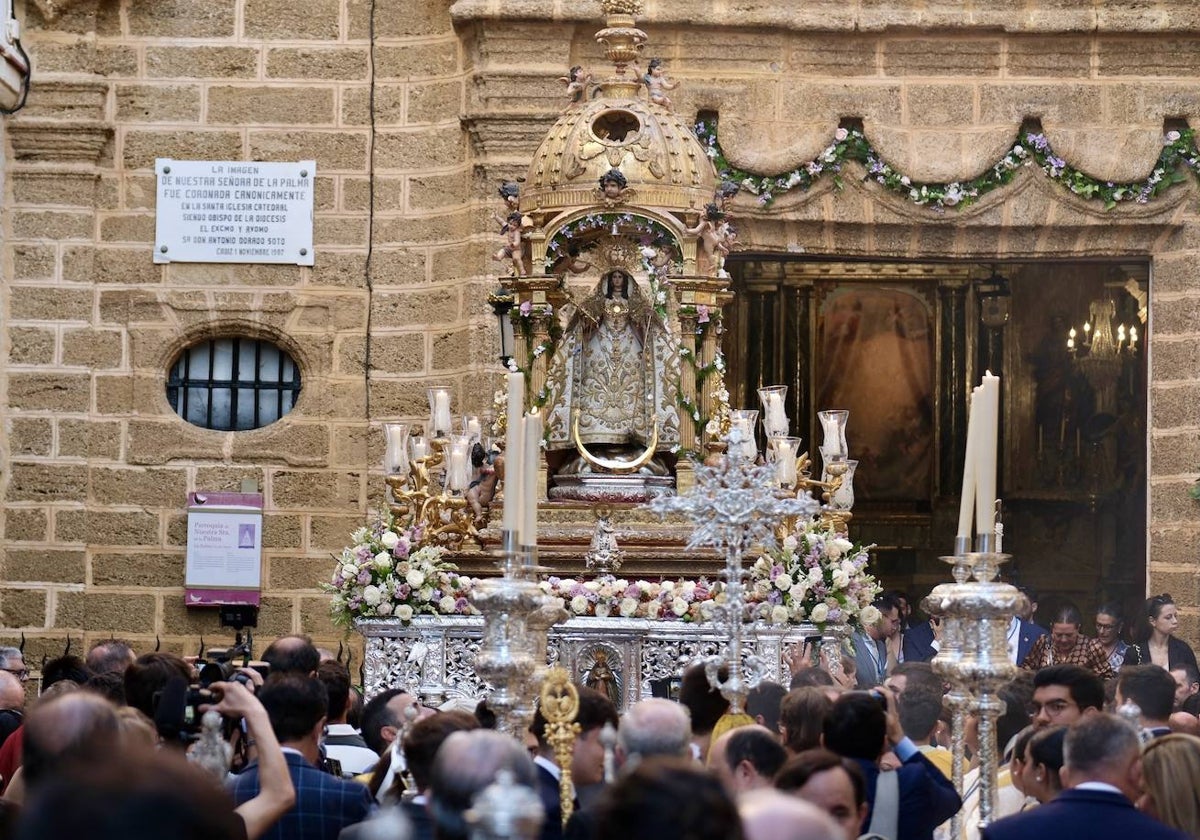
[167,337,301,431]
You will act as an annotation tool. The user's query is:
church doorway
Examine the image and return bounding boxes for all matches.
[725,257,1149,627]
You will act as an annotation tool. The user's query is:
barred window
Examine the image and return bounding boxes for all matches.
[167,337,301,431]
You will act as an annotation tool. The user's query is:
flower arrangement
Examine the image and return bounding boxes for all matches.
[325,515,477,628]
[539,574,726,622]
[748,521,881,633]
[695,119,1200,212]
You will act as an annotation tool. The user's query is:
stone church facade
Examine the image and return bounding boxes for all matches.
[2,0,1200,665]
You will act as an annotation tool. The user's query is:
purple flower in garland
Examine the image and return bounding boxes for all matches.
[356,570,371,585]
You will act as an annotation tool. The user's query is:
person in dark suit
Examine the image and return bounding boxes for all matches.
[981,713,1190,840]
[904,614,1046,666]
[427,730,540,840]
[231,676,374,840]
[823,687,960,840]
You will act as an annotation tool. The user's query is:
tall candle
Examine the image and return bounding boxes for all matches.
[766,393,788,437]
[447,437,470,492]
[502,372,525,534]
[957,385,980,541]
[521,409,542,548]
[434,391,452,437]
[384,423,409,475]
[410,436,428,461]
[974,371,1000,539]
[466,416,482,443]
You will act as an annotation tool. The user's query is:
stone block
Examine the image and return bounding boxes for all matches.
[368,379,439,417]
[7,373,91,412]
[127,420,222,465]
[4,508,48,541]
[371,288,460,327]
[62,330,124,368]
[7,464,88,502]
[365,332,427,374]
[94,374,164,416]
[1152,433,1200,477]
[123,130,243,171]
[372,211,472,245]
[166,512,188,547]
[785,34,878,76]
[374,126,467,170]
[407,80,463,124]
[208,86,336,126]
[11,171,99,206]
[309,252,368,288]
[161,599,227,636]
[127,0,236,38]
[979,83,1104,125]
[882,38,1002,77]
[268,555,334,591]
[373,0,453,37]
[9,418,52,457]
[0,590,47,629]
[27,42,139,76]
[1007,36,1092,78]
[264,514,304,549]
[2,549,86,584]
[266,48,370,81]
[244,0,339,39]
[12,210,92,241]
[904,84,975,126]
[330,424,370,468]
[431,329,470,372]
[1145,255,1194,295]
[299,596,342,637]
[92,552,185,588]
[192,466,266,493]
[1152,339,1200,382]
[88,467,188,508]
[1153,297,1200,336]
[248,131,369,172]
[314,216,369,247]
[11,244,57,281]
[1099,38,1200,77]
[94,248,163,285]
[270,470,363,510]
[56,592,157,633]
[99,290,170,325]
[371,249,429,283]
[229,423,331,467]
[59,420,122,460]
[55,510,162,546]
[1149,528,1200,566]
[145,47,259,79]
[430,241,488,282]
[1150,482,1199,525]
[254,596,298,639]
[8,327,56,365]
[99,214,156,244]
[1152,383,1200,429]
[408,170,471,212]
[116,84,202,123]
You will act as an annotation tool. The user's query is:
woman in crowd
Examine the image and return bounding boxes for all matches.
[1138,733,1200,837]
[1018,725,1066,805]
[1123,594,1199,672]
[1095,604,1129,675]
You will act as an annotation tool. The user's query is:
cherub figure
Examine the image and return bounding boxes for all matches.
[684,202,727,276]
[465,442,500,527]
[714,219,736,277]
[493,212,529,276]
[597,168,628,204]
[559,65,592,106]
[641,58,678,108]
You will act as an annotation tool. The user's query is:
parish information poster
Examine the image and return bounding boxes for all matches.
[184,492,263,606]
[154,159,315,266]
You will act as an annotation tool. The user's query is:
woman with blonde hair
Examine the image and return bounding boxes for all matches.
[1139,733,1200,836]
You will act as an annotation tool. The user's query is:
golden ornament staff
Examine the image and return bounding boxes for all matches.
[539,667,581,827]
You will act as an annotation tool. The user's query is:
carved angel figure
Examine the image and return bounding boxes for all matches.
[560,65,593,106]
[493,212,529,276]
[684,202,727,276]
[641,58,678,108]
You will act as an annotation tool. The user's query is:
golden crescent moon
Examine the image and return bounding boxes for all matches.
[572,410,659,474]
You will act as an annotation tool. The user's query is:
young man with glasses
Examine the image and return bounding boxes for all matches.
[1028,665,1104,729]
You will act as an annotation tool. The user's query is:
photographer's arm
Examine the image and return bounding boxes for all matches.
[206,681,295,840]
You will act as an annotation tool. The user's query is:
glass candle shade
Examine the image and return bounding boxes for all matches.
[383,422,410,476]
[758,385,789,439]
[428,386,453,438]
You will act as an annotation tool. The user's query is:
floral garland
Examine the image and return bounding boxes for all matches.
[544,212,681,271]
[747,520,881,633]
[675,308,729,450]
[325,514,477,629]
[540,574,726,622]
[695,120,1200,211]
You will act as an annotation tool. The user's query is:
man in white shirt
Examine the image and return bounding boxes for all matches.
[316,661,378,777]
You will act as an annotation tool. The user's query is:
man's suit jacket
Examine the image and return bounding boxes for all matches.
[231,751,374,840]
[853,631,887,688]
[401,798,434,840]
[536,762,564,840]
[903,619,1045,665]
[981,788,1190,840]
[852,749,961,840]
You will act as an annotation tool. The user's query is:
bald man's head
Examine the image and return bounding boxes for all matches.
[738,789,842,840]
[0,670,25,711]
[24,691,121,789]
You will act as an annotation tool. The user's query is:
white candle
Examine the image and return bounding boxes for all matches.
[502,372,525,534]
[521,409,542,548]
[434,390,452,437]
[384,423,409,475]
[410,436,428,461]
[447,439,470,491]
[974,372,1000,539]
[957,385,980,541]
[466,417,482,442]
[766,393,788,437]
[773,437,800,487]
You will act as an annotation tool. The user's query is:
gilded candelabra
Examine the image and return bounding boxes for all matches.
[773,450,848,540]
[386,436,479,550]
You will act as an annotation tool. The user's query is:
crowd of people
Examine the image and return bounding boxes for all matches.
[0,589,1196,840]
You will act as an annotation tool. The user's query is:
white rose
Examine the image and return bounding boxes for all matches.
[771,605,791,625]
[860,605,882,627]
[438,596,457,613]
[660,580,675,592]
[341,563,359,578]
[831,569,850,589]
[755,579,773,596]
[774,574,793,591]
[376,601,394,616]
[395,604,414,621]
[835,127,849,141]
[782,535,798,550]
[789,584,809,602]
[570,595,590,615]
[406,570,426,588]
[619,598,639,617]
[594,603,611,618]
[362,585,382,606]
[810,603,829,623]
[583,581,600,593]
[374,552,393,572]
[419,586,434,602]
[380,531,400,549]
[681,581,696,597]
[840,559,857,576]
[808,567,823,584]
[699,601,716,620]
[671,597,689,617]
[833,537,854,555]
[826,541,843,560]
[646,601,662,619]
